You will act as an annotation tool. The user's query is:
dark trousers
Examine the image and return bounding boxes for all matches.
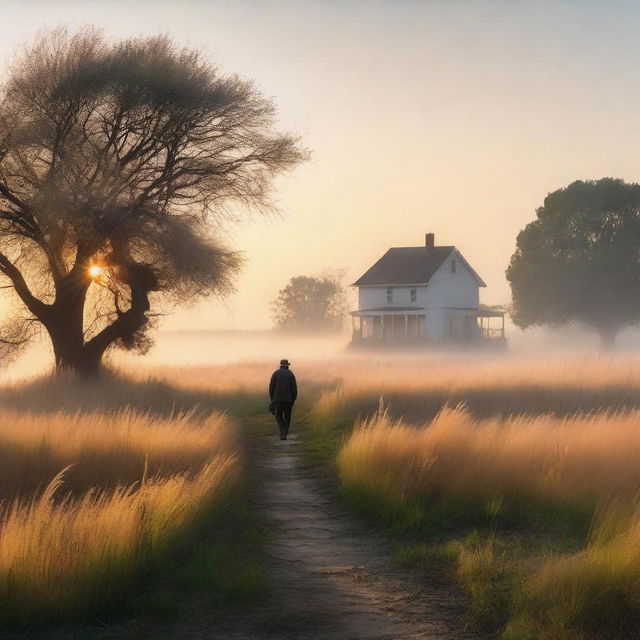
[274,402,293,436]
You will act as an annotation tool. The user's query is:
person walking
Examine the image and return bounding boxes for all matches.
[269,358,297,440]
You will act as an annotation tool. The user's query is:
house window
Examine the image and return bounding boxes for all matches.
[451,259,457,274]
[410,288,417,303]
[386,287,393,304]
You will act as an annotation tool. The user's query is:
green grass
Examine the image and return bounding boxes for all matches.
[297,410,352,471]
[163,418,271,609]
[107,486,269,624]
[174,503,269,605]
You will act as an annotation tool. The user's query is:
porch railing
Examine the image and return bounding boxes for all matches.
[479,326,506,340]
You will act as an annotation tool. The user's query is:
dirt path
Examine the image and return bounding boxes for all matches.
[33,426,477,640]
[237,430,477,640]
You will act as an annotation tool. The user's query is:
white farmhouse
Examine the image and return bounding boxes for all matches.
[351,233,505,345]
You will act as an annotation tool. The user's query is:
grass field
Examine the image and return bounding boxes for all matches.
[299,352,640,639]
[312,353,640,421]
[0,373,241,627]
[3,350,640,638]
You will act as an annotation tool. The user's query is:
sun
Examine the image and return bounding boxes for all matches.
[88,265,106,280]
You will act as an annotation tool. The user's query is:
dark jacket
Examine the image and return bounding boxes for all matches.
[269,366,297,404]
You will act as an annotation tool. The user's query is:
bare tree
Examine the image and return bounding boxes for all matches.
[0,28,306,373]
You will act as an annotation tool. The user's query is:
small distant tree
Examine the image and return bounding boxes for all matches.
[507,178,640,349]
[272,273,347,332]
[0,28,306,373]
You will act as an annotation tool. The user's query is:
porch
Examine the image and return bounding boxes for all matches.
[444,307,506,342]
[350,306,506,344]
[351,307,426,342]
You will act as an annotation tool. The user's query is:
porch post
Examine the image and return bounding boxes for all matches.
[404,314,408,338]
[353,315,363,340]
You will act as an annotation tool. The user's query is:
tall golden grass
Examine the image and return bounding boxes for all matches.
[115,346,639,403]
[109,353,640,422]
[504,501,640,640]
[0,408,231,499]
[0,374,239,624]
[312,354,640,420]
[338,405,640,512]
[0,457,235,623]
[337,397,640,637]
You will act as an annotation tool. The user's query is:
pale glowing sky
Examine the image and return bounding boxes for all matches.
[2,0,640,330]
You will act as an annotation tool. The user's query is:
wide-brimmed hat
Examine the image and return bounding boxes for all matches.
[280,359,291,366]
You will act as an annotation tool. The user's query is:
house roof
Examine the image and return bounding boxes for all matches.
[352,246,486,287]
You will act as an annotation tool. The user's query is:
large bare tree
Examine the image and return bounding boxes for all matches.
[0,28,305,373]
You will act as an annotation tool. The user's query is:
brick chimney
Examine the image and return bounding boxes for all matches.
[425,233,435,250]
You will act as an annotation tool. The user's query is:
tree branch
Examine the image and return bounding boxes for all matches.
[0,252,48,318]
[83,262,156,357]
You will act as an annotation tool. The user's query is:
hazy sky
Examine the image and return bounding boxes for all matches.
[2,0,640,330]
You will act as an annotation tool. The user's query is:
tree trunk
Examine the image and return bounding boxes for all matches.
[41,261,155,375]
[50,331,104,376]
[46,317,109,377]
[43,274,101,375]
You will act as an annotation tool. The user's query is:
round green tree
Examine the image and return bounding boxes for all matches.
[507,178,640,349]
[272,274,347,333]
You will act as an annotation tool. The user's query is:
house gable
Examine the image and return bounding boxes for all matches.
[429,249,486,288]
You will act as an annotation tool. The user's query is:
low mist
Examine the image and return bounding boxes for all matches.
[7,322,640,387]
